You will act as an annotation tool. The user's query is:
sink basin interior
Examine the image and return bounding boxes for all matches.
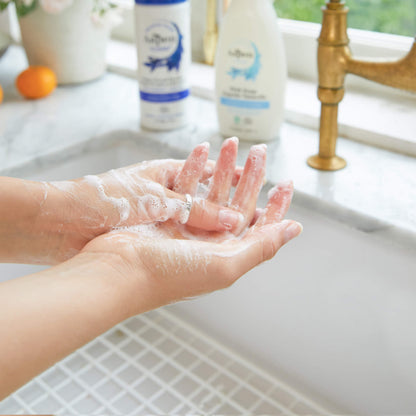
[1,134,416,415]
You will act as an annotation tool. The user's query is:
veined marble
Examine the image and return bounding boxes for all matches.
[1,46,415,249]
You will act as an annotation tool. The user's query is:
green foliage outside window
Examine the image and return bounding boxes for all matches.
[274,0,416,37]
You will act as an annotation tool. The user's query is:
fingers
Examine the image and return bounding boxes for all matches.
[207,137,239,205]
[187,197,244,232]
[173,142,210,195]
[243,220,302,265]
[232,166,244,187]
[255,181,294,227]
[202,162,242,188]
[231,144,267,232]
[250,208,265,226]
[151,189,244,232]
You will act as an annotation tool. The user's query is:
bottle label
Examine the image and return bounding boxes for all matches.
[135,2,190,102]
[226,41,261,81]
[220,97,269,109]
[143,20,184,72]
[140,89,189,102]
[220,40,270,116]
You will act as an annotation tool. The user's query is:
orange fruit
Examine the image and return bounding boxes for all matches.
[0,84,3,104]
[16,66,57,99]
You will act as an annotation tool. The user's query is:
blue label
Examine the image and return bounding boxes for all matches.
[227,42,261,81]
[140,90,190,103]
[220,97,270,109]
[136,0,187,4]
[144,21,183,72]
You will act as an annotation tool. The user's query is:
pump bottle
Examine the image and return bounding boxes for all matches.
[215,0,287,141]
[135,0,190,130]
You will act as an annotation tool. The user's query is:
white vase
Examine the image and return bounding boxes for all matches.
[19,0,110,84]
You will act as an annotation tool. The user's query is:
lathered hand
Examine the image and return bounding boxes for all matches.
[0,138,301,398]
[0,143,244,265]
[82,138,302,314]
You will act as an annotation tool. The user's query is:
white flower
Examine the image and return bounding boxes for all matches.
[23,0,35,6]
[91,3,123,29]
[39,0,73,14]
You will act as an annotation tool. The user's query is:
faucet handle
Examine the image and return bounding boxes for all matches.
[327,0,347,10]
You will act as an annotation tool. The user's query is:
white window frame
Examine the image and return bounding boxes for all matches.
[5,0,415,98]
[110,1,416,157]
[111,1,415,97]
[4,1,415,155]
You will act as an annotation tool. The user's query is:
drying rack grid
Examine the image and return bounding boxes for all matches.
[0,308,330,415]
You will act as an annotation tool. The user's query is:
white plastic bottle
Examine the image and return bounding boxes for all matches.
[215,0,287,142]
[135,0,191,130]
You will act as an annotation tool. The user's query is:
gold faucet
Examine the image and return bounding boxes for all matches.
[204,0,232,65]
[307,0,416,171]
[204,0,218,65]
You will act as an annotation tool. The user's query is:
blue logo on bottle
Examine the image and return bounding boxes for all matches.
[227,42,261,81]
[144,21,183,72]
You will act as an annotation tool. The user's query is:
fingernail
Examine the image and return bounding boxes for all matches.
[283,221,303,244]
[278,179,294,188]
[227,136,239,144]
[219,209,245,230]
[251,143,267,153]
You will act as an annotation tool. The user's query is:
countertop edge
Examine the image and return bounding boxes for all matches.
[2,131,415,251]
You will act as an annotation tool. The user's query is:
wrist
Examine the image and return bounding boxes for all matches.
[38,179,113,262]
[30,180,92,263]
[56,250,139,321]
[79,236,162,318]
[50,177,119,237]
[0,178,64,263]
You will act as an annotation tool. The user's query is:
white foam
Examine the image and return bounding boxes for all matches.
[83,175,131,225]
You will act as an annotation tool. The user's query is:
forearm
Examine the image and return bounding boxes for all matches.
[0,251,135,399]
[0,177,95,264]
[0,177,54,263]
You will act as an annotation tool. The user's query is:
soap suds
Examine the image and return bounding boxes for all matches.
[35,145,279,269]
[84,175,131,224]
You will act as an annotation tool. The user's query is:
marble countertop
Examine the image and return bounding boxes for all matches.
[1,46,416,249]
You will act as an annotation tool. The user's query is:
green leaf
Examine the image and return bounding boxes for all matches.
[15,0,38,17]
[0,1,11,12]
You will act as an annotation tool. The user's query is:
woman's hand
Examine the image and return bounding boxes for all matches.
[0,138,302,398]
[81,139,302,315]
[0,143,245,265]
[59,142,244,234]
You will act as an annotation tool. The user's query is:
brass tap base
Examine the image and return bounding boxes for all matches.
[203,32,218,66]
[307,154,346,171]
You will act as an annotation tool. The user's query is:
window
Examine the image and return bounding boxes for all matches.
[108,0,416,156]
[274,0,416,37]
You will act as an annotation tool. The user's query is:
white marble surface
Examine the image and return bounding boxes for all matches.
[1,46,416,248]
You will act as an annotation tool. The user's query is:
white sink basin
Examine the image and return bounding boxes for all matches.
[1,135,415,415]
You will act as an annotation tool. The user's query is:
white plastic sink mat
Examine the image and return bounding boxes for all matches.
[1,137,415,415]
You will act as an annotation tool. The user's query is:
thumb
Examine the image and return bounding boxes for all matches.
[221,220,303,280]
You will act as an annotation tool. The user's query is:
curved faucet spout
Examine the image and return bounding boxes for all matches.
[346,39,416,92]
[308,0,416,171]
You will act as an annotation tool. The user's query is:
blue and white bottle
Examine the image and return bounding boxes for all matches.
[135,0,190,130]
[215,0,287,142]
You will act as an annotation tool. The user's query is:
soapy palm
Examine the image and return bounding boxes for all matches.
[71,154,242,232]
[43,147,245,263]
[82,139,301,313]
